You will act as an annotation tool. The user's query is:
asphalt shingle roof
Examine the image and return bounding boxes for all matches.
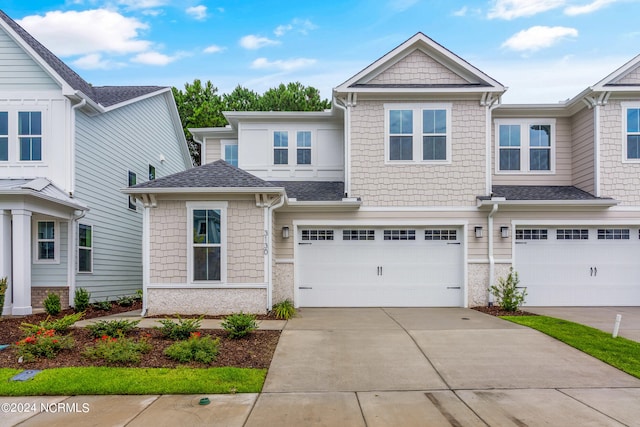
[486,185,603,201]
[269,181,345,201]
[131,160,278,189]
[0,10,166,108]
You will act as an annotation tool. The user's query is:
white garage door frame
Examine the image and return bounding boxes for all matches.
[512,219,640,306]
[293,219,469,308]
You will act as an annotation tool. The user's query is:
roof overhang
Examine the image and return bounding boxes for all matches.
[280,197,362,212]
[0,188,89,211]
[123,186,285,195]
[223,110,340,129]
[477,198,619,209]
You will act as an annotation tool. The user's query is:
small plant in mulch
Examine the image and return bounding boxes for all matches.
[156,315,203,340]
[221,313,258,339]
[83,335,152,365]
[489,267,527,312]
[43,292,62,316]
[164,332,220,364]
[272,299,296,320]
[86,319,141,338]
[117,295,136,307]
[0,276,7,317]
[93,299,113,311]
[14,328,74,362]
[74,288,91,312]
[21,312,84,335]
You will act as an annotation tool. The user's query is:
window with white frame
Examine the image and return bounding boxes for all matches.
[624,104,640,160]
[34,220,58,263]
[78,224,93,273]
[496,120,555,173]
[189,203,226,282]
[0,112,7,161]
[386,104,451,163]
[296,131,311,164]
[223,141,238,167]
[273,131,288,165]
[18,111,42,161]
[128,171,137,210]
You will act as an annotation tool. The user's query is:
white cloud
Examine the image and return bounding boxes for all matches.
[117,0,167,9]
[274,24,293,37]
[186,5,207,20]
[17,10,151,56]
[488,0,566,19]
[203,44,224,54]
[453,6,468,16]
[274,19,318,37]
[502,26,578,52]
[72,53,113,70]
[251,57,317,71]
[131,51,177,66]
[239,35,280,50]
[564,0,617,15]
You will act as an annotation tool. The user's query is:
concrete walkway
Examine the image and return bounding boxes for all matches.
[5,308,640,426]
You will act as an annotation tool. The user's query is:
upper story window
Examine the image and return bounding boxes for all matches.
[385,103,451,163]
[297,131,311,165]
[0,112,7,161]
[273,131,288,165]
[224,143,238,167]
[624,104,640,161]
[495,119,555,173]
[18,112,42,161]
[148,164,156,180]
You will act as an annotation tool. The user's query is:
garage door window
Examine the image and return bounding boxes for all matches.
[343,230,375,241]
[598,229,630,240]
[516,229,548,240]
[556,229,588,240]
[384,229,416,240]
[425,229,457,240]
[301,230,334,241]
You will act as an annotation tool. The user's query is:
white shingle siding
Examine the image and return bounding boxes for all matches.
[150,201,187,283]
[614,65,640,84]
[227,200,265,283]
[368,50,469,85]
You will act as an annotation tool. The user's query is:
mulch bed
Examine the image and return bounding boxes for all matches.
[471,306,538,317]
[0,301,280,370]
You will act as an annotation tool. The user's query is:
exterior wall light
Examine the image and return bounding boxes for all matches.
[500,226,510,238]
[282,226,290,239]
[474,226,483,238]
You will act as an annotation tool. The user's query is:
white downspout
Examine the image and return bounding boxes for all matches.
[333,95,351,196]
[487,203,499,306]
[265,193,285,311]
[70,98,86,196]
[594,103,601,197]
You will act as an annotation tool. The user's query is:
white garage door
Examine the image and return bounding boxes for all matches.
[297,227,464,307]
[515,227,640,306]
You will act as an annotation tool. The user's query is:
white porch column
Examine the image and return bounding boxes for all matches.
[0,210,12,315]
[11,209,32,315]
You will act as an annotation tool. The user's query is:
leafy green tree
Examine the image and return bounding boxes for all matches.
[259,82,331,111]
[222,85,261,111]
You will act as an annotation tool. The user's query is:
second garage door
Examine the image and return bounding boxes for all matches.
[297,227,464,307]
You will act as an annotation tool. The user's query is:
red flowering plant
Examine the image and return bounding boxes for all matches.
[14,327,74,362]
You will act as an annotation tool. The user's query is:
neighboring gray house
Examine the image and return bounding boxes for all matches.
[0,10,192,315]
[127,33,640,315]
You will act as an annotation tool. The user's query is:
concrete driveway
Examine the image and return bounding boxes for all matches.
[5,308,640,426]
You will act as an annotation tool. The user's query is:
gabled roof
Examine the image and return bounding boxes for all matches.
[592,54,640,91]
[127,160,280,192]
[0,9,168,109]
[0,178,88,210]
[334,32,505,94]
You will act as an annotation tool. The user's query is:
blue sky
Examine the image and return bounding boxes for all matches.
[2,0,640,103]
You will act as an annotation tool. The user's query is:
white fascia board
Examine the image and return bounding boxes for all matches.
[224,110,339,128]
[122,187,285,195]
[189,126,237,139]
[101,87,171,112]
[284,200,362,209]
[592,53,640,89]
[340,86,502,94]
[478,199,619,208]
[0,190,89,211]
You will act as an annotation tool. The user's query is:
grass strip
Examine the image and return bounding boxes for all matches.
[502,315,640,379]
[0,367,266,396]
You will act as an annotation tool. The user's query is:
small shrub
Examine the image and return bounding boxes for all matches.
[14,329,74,362]
[43,292,61,316]
[489,267,527,312]
[83,335,151,365]
[93,299,113,311]
[221,313,257,339]
[117,295,136,307]
[272,299,296,320]
[135,289,143,301]
[0,276,7,316]
[86,319,141,338]
[156,315,203,340]
[164,332,220,364]
[20,312,84,335]
[74,288,91,312]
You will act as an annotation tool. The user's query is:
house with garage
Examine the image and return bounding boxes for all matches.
[126,32,640,315]
[0,10,192,315]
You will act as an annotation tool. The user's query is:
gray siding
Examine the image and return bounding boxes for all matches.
[571,106,595,194]
[0,28,59,91]
[32,220,68,287]
[74,93,189,300]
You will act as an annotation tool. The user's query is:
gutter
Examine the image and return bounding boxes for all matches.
[123,187,285,195]
[477,198,618,208]
[333,95,351,196]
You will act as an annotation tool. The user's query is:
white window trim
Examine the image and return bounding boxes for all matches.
[78,223,93,274]
[221,139,238,166]
[186,201,228,285]
[621,102,640,163]
[0,106,48,164]
[273,130,289,165]
[32,219,59,264]
[296,130,313,166]
[494,118,556,175]
[384,102,452,165]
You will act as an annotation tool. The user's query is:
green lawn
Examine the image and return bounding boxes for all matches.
[502,315,640,379]
[0,367,266,396]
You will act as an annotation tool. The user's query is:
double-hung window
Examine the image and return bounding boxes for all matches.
[273,131,288,165]
[34,220,58,263]
[296,131,311,164]
[78,224,93,273]
[19,111,42,161]
[0,109,44,162]
[223,140,239,167]
[386,104,451,163]
[0,112,7,161]
[623,103,640,161]
[495,119,555,173]
[189,202,226,282]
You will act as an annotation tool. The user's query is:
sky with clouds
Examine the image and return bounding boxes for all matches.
[2,0,639,103]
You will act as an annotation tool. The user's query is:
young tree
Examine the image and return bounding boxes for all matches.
[259,82,331,111]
